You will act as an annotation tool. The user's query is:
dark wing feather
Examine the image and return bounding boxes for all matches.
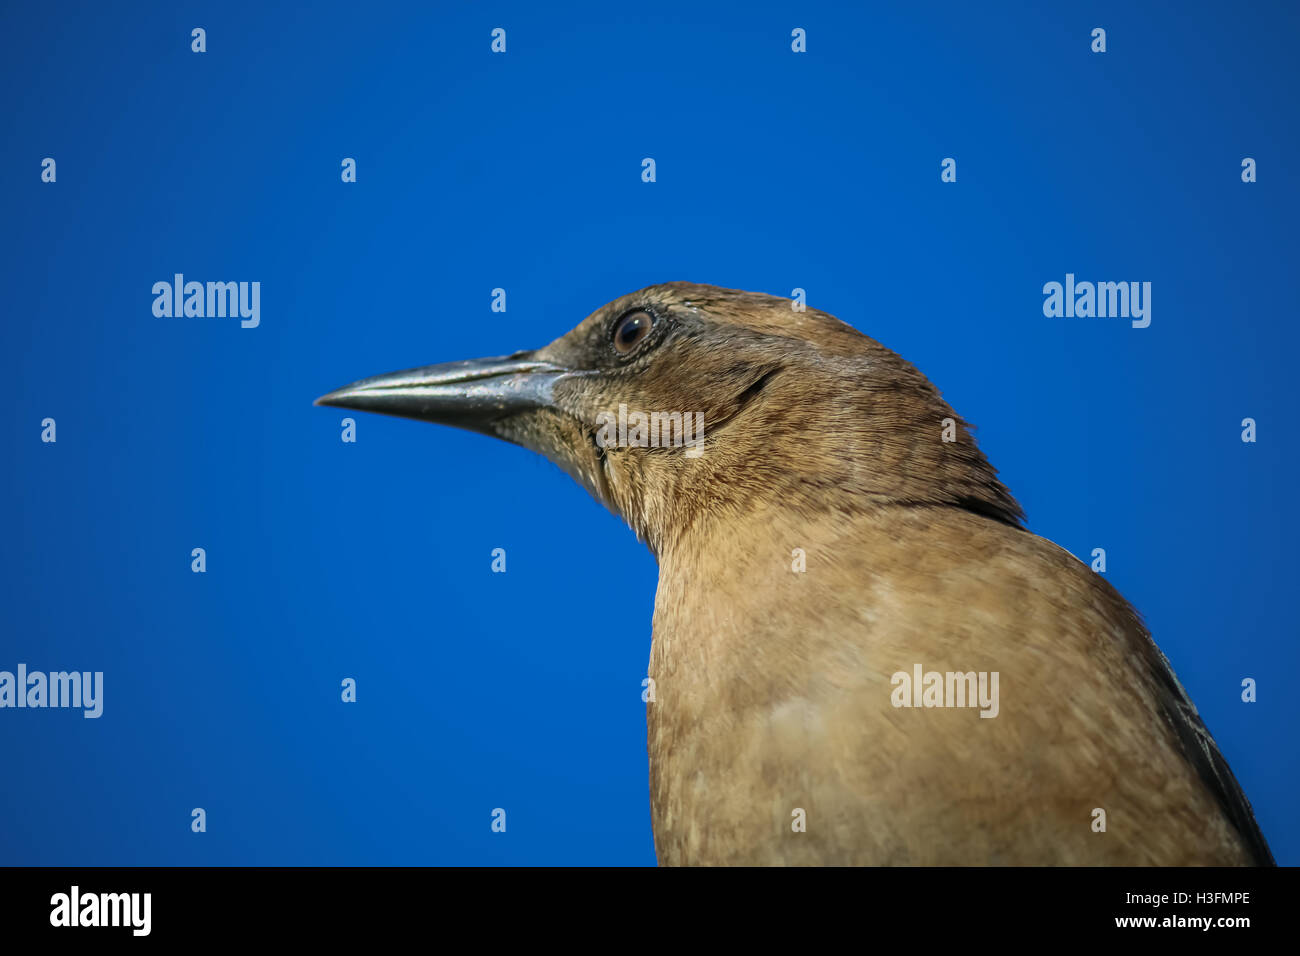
[1143,637,1275,866]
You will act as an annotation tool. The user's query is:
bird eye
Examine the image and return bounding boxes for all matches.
[612,310,655,354]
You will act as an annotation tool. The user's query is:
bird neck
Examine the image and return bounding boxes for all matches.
[602,404,1023,560]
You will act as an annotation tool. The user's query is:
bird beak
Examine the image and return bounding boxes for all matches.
[314,354,576,437]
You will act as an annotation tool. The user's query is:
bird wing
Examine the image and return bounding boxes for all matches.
[1140,634,1276,865]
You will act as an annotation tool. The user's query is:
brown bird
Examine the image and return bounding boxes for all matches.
[317,282,1273,866]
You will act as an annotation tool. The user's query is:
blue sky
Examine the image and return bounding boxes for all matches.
[1,0,1296,865]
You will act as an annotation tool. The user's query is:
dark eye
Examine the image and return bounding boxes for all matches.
[612,310,655,354]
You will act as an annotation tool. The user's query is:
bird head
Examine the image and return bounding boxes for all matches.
[315,282,1022,556]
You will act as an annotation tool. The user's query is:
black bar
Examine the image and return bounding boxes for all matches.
[0,866,1291,942]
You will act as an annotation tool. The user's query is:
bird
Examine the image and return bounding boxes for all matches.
[316,282,1274,866]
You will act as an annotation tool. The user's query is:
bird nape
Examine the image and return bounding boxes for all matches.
[316,281,1273,867]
